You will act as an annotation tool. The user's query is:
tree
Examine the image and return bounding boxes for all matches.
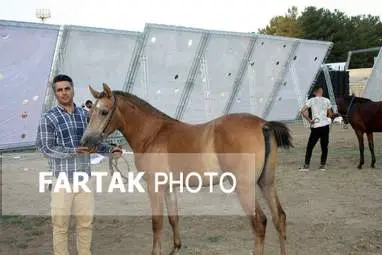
[258,6,303,38]
[347,14,382,68]
[260,6,382,67]
[298,7,382,67]
[298,7,353,63]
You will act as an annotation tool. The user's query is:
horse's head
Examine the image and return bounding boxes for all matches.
[336,96,348,118]
[335,94,365,125]
[80,83,120,147]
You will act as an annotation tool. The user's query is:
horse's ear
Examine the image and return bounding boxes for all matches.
[88,85,101,99]
[102,83,112,98]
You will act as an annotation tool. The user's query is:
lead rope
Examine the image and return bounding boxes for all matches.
[343,96,355,129]
[321,64,338,114]
[108,145,132,184]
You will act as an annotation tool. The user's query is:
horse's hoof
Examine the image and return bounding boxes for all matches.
[357,165,362,169]
[152,249,162,255]
[169,249,180,255]
[371,164,375,168]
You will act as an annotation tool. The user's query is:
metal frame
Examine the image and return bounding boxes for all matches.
[0,19,335,151]
[59,24,141,35]
[122,32,146,92]
[175,32,210,120]
[0,19,59,30]
[57,25,141,145]
[0,20,60,151]
[42,25,67,112]
[144,23,254,38]
[362,46,382,100]
[297,43,334,127]
[262,40,300,120]
[304,42,334,108]
[299,64,337,128]
[223,34,258,114]
[48,24,141,94]
[345,46,381,70]
[252,32,334,47]
[288,61,310,127]
[200,56,211,120]
[267,40,334,123]
[321,64,338,112]
[111,24,146,93]
[0,20,62,114]
[140,23,256,121]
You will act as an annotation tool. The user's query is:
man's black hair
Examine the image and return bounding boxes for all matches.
[313,85,324,92]
[52,74,73,90]
[307,85,326,119]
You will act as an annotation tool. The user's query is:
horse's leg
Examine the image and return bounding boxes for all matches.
[235,181,266,255]
[258,141,287,255]
[164,188,181,255]
[253,200,267,255]
[366,132,376,168]
[355,130,365,169]
[147,181,165,255]
[151,202,164,255]
[259,181,287,255]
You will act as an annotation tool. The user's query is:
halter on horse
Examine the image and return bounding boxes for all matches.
[336,95,382,169]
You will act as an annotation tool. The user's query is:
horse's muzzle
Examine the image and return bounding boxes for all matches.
[80,132,103,147]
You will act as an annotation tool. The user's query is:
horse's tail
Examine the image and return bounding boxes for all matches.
[264,121,294,149]
[258,121,293,185]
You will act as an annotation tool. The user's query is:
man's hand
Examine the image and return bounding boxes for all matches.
[300,105,314,124]
[110,145,123,159]
[76,146,98,154]
[327,108,334,118]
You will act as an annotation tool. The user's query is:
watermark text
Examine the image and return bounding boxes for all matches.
[39,171,237,194]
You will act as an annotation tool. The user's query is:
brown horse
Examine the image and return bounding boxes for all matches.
[336,95,382,169]
[80,83,293,255]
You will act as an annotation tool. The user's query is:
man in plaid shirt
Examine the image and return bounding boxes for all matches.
[36,74,121,255]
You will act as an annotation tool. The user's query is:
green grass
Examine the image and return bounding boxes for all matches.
[207,235,224,243]
[0,214,33,230]
[0,214,50,230]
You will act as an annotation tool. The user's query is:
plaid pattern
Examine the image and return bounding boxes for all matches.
[36,104,111,182]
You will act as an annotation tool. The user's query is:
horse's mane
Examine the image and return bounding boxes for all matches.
[343,95,373,104]
[112,90,179,122]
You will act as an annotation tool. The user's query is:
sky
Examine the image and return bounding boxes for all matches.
[0,0,381,33]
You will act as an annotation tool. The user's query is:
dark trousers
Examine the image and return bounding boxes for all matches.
[304,125,330,165]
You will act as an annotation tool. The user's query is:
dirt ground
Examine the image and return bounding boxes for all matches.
[1,122,382,255]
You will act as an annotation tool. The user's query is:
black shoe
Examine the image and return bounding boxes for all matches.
[299,164,310,172]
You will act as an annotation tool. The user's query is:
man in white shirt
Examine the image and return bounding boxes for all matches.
[299,86,334,171]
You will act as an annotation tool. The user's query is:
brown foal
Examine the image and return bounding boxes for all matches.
[81,83,293,255]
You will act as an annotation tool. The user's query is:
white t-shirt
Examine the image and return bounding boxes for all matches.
[304,96,332,128]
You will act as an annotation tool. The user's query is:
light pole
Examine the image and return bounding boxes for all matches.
[35,8,51,23]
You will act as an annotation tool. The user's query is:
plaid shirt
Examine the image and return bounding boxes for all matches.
[36,103,111,182]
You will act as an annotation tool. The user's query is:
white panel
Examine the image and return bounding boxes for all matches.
[266,41,332,121]
[179,59,210,124]
[182,32,252,123]
[130,56,149,101]
[56,26,140,107]
[362,48,382,101]
[0,21,59,150]
[131,24,203,118]
[230,36,297,117]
